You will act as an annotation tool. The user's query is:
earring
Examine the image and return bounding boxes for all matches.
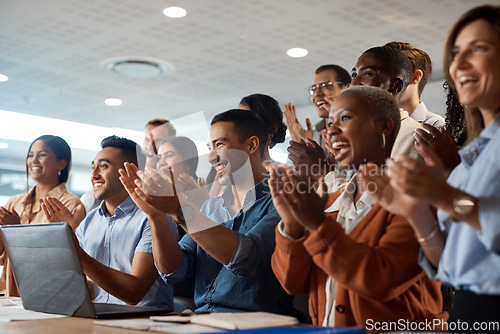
[380,133,386,148]
[58,170,61,176]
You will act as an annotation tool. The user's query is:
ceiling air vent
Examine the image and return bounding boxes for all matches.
[101,56,174,79]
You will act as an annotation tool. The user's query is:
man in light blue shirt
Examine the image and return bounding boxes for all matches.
[120,110,294,315]
[75,135,172,307]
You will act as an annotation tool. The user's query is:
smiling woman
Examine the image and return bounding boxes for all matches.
[270,86,445,327]
[0,135,83,297]
[360,5,500,329]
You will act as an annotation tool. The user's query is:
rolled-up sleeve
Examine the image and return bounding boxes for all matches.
[158,233,197,284]
[225,206,280,277]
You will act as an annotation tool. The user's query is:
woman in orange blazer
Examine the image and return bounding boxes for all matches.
[270,86,446,329]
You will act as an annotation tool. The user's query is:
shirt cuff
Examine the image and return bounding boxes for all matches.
[477,196,500,251]
[226,233,252,272]
[278,221,297,240]
[158,255,189,283]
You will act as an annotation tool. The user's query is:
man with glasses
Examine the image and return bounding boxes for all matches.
[285,65,351,182]
[285,64,351,151]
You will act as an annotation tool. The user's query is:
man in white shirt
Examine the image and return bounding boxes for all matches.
[386,42,445,129]
[324,44,424,192]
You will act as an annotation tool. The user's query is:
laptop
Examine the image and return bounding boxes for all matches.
[0,223,172,319]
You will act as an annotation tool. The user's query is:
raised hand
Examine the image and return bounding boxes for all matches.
[175,174,209,211]
[269,165,304,239]
[270,164,327,233]
[41,197,85,230]
[414,124,461,176]
[359,162,424,220]
[284,103,313,142]
[119,162,180,216]
[0,207,20,226]
[287,138,329,183]
[389,144,450,205]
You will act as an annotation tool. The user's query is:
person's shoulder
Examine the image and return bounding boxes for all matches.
[4,192,28,210]
[400,113,423,133]
[426,112,445,129]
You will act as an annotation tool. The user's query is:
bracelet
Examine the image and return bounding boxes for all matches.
[417,224,439,243]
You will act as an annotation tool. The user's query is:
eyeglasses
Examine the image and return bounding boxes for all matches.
[308,81,343,96]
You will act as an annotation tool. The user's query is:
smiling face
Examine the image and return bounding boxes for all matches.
[27,139,66,185]
[351,52,402,99]
[91,147,127,202]
[326,92,388,170]
[157,142,191,180]
[311,69,345,118]
[208,121,250,186]
[143,124,173,169]
[449,19,500,119]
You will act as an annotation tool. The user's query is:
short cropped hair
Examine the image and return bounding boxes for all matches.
[145,118,176,136]
[362,45,413,92]
[386,41,432,98]
[239,94,287,147]
[342,86,401,149]
[210,109,268,157]
[315,64,351,87]
[100,135,145,167]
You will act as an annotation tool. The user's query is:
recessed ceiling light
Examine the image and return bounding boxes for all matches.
[0,74,8,82]
[104,98,122,106]
[163,7,187,18]
[0,142,8,149]
[287,48,308,58]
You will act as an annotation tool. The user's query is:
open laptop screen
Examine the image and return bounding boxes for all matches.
[0,223,95,316]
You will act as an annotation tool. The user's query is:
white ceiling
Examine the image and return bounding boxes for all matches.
[0,0,495,173]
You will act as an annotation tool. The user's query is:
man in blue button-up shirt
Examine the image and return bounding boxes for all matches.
[120,110,294,315]
[72,136,172,307]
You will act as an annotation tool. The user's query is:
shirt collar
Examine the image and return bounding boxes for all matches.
[410,102,427,123]
[326,174,377,214]
[23,183,68,207]
[459,116,500,168]
[98,196,135,217]
[399,108,410,120]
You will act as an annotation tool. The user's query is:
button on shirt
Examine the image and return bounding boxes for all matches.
[419,117,500,294]
[322,175,377,326]
[76,196,172,307]
[160,178,294,315]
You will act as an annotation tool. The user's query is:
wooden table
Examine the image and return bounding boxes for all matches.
[0,317,148,334]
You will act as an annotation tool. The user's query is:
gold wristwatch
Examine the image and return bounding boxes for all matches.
[450,192,477,222]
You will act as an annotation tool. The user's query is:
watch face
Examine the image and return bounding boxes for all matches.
[453,194,476,220]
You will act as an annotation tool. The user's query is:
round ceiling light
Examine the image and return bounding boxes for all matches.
[104,98,122,106]
[0,73,8,82]
[287,48,308,58]
[163,7,187,18]
[101,56,175,79]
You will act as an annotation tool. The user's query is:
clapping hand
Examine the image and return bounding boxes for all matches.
[284,103,313,142]
[269,164,327,236]
[119,162,180,216]
[41,197,86,230]
[0,207,20,226]
[414,124,461,176]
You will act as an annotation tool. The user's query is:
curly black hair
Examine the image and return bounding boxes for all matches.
[443,81,467,147]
